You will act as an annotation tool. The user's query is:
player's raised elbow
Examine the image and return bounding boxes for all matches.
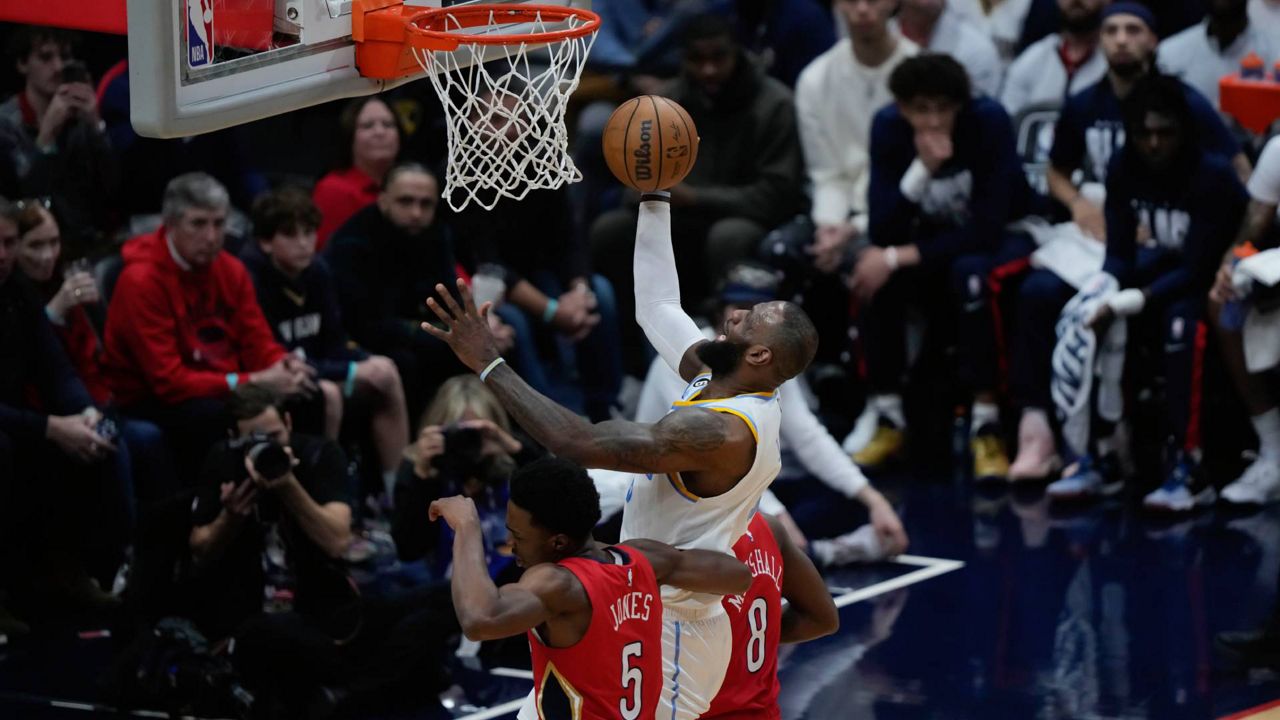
[458,615,506,642]
[812,601,840,638]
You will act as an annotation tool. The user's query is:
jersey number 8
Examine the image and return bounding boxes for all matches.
[747,597,768,673]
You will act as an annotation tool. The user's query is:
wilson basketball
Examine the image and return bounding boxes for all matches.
[602,95,699,192]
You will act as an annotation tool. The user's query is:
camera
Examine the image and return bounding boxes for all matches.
[432,424,486,481]
[228,432,291,481]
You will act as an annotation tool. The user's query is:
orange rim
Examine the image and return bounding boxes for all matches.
[405,4,601,52]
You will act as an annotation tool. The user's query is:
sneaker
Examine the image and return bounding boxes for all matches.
[1143,454,1216,513]
[853,421,905,469]
[811,525,886,566]
[1047,454,1122,500]
[1221,457,1280,506]
[1216,629,1280,668]
[971,426,1010,482]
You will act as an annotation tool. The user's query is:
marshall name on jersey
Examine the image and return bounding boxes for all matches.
[529,547,663,720]
[704,513,785,720]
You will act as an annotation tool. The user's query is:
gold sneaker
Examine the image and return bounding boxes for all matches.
[853,424,905,468]
[972,432,1010,481]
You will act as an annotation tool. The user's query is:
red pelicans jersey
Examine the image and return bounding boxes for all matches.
[528,546,664,720]
[703,513,784,719]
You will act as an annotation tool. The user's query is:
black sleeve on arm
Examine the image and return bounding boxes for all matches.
[1102,160,1137,283]
[391,460,448,562]
[0,402,49,440]
[31,290,93,414]
[192,442,238,528]
[301,437,352,507]
[312,260,368,378]
[867,110,919,247]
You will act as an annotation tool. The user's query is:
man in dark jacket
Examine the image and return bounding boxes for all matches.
[325,162,508,420]
[243,187,410,499]
[851,53,1037,481]
[589,13,807,370]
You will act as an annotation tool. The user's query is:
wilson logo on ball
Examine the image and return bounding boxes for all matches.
[634,119,654,181]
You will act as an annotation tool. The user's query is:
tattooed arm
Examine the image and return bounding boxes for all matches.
[420,279,753,476]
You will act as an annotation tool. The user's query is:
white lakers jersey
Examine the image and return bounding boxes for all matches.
[620,372,783,612]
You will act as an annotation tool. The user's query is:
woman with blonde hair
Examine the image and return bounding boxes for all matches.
[393,375,537,580]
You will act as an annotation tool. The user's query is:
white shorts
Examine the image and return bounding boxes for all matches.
[516,609,732,720]
[658,608,733,720]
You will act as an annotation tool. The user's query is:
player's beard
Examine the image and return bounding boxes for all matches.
[696,338,748,377]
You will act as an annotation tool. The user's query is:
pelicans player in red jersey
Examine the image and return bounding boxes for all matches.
[704,512,840,719]
[430,457,752,720]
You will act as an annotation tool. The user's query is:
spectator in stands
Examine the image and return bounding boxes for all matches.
[1030,76,1248,506]
[949,0,1047,63]
[0,197,128,622]
[12,199,175,503]
[851,54,1036,481]
[1211,135,1280,505]
[243,187,410,500]
[1158,0,1279,109]
[587,0,729,81]
[454,187,622,421]
[1001,0,1110,118]
[590,14,806,365]
[897,0,1003,97]
[325,162,498,420]
[103,173,322,481]
[312,96,402,250]
[188,383,456,716]
[1009,3,1249,480]
[632,260,909,563]
[393,375,538,579]
[796,0,917,280]
[1044,3,1247,243]
[0,26,118,259]
[733,0,838,87]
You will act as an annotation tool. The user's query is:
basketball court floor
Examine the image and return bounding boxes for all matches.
[2,472,1279,720]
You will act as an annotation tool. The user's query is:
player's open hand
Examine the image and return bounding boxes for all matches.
[429,495,480,531]
[422,279,503,373]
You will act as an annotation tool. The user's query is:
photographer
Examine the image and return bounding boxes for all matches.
[0,27,119,258]
[189,383,454,715]
[393,375,538,580]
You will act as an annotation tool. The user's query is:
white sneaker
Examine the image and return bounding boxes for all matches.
[1222,458,1280,506]
[842,404,880,455]
[811,525,886,566]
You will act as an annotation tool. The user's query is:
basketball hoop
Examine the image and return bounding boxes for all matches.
[402,4,600,211]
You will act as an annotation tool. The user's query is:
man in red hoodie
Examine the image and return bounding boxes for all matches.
[103,172,318,482]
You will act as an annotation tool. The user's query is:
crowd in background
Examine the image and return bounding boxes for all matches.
[2,0,1280,715]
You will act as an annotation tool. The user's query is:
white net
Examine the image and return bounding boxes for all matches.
[411,7,598,212]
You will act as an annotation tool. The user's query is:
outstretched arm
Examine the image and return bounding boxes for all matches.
[621,538,751,596]
[766,514,839,643]
[421,280,748,475]
[430,496,574,641]
[633,194,708,381]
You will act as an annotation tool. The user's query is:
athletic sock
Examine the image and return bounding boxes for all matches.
[971,401,1000,438]
[1253,409,1280,462]
[873,394,905,429]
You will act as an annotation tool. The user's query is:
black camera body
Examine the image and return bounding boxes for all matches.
[59,60,91,86]
[228,432,291,482]
[432,424,484,481]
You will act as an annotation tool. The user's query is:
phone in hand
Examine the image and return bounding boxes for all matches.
[59,60,91,86]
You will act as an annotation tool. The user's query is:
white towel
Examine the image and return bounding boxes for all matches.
[1052,273,1124,457]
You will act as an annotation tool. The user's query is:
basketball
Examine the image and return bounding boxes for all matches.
[602,95,700,192]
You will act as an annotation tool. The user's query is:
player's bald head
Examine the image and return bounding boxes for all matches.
[755,301,818,383]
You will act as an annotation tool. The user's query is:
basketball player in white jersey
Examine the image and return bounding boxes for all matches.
[421,191,819,720]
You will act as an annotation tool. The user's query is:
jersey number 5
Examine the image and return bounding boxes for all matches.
[747,597,768,673]
[621,641,644,720]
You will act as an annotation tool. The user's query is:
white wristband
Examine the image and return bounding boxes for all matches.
[898,158,931,202]
[884,245,899,271]
[1107,288,1146,317]
[479,357,506,382]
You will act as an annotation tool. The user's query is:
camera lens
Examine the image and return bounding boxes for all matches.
[248,442,291,481]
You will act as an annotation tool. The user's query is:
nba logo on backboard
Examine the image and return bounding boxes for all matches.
[187,0,215,68]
